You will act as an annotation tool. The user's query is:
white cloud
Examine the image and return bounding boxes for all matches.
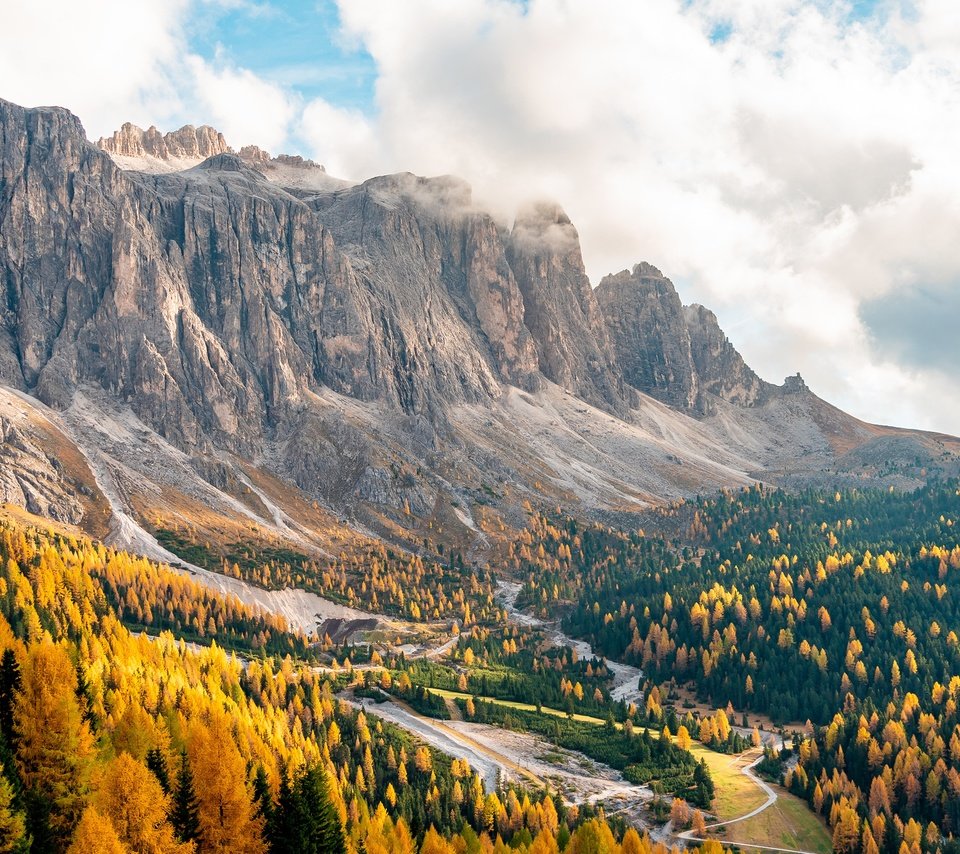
[0,0,298,150]
[305,0,960,434]
[298,98,378,179]
[187,55,299,152]
[0,0,190,136]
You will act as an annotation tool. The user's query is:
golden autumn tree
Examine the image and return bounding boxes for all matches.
[0,764,26,853]
[620,828,643,854]
[529,830,560,854]
[14,641,94,845]
[66,807,125,854]
[564,818,619,854]
[420,825,455,854]
[94,752,192,854]
[188,714,266,854]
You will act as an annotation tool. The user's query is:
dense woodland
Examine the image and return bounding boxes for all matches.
[512,482,960,853]
[156,526,500,624]
[0,518,707,854]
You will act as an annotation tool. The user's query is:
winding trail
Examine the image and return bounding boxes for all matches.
[496,581,644,706]
[496,580,824,852]
[678,752,821,854]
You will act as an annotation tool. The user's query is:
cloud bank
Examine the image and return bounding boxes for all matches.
[2,0,959,434]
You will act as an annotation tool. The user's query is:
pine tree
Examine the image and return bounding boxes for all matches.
[0,651,20,745]
[171,750,202,847]
[268,769,297,854]
[269,766,344,854]
[251,766,274,833]
[146,747,171,794]
[298,766,345,854]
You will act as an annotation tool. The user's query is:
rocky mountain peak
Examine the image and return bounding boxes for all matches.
[783,373,809,393]
[596,264,700,411]
[505,202,628,413]
[97,121,229,161]
[683,303,771,409]
[196,152,254,173]
[6,94,945,555]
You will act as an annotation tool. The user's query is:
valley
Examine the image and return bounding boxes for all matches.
[0,92,958,854]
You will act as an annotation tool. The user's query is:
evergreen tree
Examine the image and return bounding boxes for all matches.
[0,652,20,746]
[268,769,299,854]
[146,748,170,794]
[270,766,345,854]
[297,767,345,854]
[251,766,274,833]
[170,750,201,846]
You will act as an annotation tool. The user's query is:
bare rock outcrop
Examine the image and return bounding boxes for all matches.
[596,263,699,410]
[506,202,630,413]
[683,303,771,409]
[98,122,230,161]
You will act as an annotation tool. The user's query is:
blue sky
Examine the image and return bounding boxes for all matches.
[187,0,377,111]
[187,0,892,110]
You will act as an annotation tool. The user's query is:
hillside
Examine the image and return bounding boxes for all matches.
[1,97,957,588]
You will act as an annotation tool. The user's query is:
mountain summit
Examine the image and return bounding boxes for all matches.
[1,97,957,562]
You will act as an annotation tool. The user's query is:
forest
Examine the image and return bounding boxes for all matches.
[0,517,708,854]
[510,482,960,853]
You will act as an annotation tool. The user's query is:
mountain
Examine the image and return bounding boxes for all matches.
[1,96,958,571]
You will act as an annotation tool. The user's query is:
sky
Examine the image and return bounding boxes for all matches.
[2,0,959,435]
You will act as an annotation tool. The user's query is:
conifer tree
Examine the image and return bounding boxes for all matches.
[93,752,189,854]
[171,750,202,847]
[187,715,265,853]
[251,766,274,835]
[146,747,171,794]
[66,807,124,854]
[298,766,345,854]
[0,651,20,745]
[14,642,93,848]
[0,764,25,854]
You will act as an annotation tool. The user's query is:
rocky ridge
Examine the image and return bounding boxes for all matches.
[1,97,958,562]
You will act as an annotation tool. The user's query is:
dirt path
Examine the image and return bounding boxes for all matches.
[349,693,545,790]
[678,752,821,854]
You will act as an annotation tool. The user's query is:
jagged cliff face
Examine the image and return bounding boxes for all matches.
[596,263,700,411]
[0,103,541,446]
[98,121,229,162]
[2,97,957,557]
[596,263,774,414]
[310,174,542,412]
[505,203,629,413]
[683,303,771,409]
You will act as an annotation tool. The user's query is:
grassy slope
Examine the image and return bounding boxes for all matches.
[427,686,829,852]
[716,785,832,854]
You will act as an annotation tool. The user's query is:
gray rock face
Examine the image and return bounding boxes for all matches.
[597,263,777,413]
[0,100,549,511]
[684,303,771,409]
[506,202,629,413]
[596,263,699,410]
[0,414,84,524]
[310,173,542,413]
